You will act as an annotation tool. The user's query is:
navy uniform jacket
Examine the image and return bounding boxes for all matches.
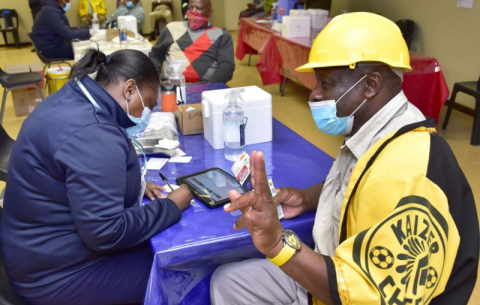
[31,0,90,53]
[0,77,181,298]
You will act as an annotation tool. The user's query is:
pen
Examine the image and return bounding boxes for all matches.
[159,172,174,192]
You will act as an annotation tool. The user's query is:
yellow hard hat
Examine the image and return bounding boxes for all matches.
[296,12,411,73]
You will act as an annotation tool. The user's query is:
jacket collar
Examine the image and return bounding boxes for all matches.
[345,90,409,160]
[69,76,135,129]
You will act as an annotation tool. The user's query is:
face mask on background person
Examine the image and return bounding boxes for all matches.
[187,11,209,30]
[62,0,71,12]
[125,85,152,136]
[309,74,368,136]
[126,1,134,8]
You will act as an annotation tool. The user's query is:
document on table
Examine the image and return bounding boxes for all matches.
[146,158,169,170]
[168,156,192,163]
[457,0,473,8]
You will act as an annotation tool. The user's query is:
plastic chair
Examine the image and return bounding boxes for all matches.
[0,67,44,125]
[0,125,14,182]
[395,19,415,49]
[0,207,29,305]
[28,33,72,71]
[0,9,20,49]
[442,80,480,146]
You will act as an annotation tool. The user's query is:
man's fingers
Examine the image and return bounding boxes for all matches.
[273,188,288,206]
[233,208,255,230]
[225,190,254,212]
[249,150,257,187]
[252,151,271,202]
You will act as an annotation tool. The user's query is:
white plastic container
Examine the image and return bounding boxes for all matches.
[308,9,329,29]
[202,86,272,150]
[282,16,311,38]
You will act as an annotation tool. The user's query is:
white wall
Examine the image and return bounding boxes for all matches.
[224,0,251,31]
[331,0,480,108]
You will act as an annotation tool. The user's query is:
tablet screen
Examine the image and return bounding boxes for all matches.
[176,168,244,208]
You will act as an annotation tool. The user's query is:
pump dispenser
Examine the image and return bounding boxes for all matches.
[223,88,246,161]
[168,61,186,105]
[92,12,100,33]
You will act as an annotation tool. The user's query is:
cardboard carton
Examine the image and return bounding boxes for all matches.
[177,104,204,135]
[5,62,45,117]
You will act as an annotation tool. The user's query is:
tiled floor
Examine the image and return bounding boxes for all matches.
[1,30,479,303]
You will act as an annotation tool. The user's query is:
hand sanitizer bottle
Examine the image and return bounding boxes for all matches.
[92,12,100,33]
[223,88,246,161]
[168,61,186,105]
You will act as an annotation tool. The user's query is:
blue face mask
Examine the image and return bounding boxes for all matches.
[62,0,71,12]
[125,85,152,136]
[126,1,134,8]
[309,74,368,136]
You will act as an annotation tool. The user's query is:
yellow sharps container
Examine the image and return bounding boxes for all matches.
[46,66,71,95]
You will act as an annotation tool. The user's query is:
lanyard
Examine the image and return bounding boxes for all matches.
[76,78,101,109]
[76,78,148,172]
[131,138,148,174]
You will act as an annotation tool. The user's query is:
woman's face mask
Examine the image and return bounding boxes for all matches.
[125,85,152,136]
[309,74,368,136]
[126,1,134,9]
[62,0,71,12]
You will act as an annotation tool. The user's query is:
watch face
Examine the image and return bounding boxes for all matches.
[284,230,301,250]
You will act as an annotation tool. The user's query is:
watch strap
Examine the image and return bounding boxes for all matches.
[267,244,296,266]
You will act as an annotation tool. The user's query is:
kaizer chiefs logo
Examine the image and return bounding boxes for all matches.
[354,196,448,305]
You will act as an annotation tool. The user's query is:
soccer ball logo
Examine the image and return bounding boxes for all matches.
[369,246,394,269]
[426,267,438,289]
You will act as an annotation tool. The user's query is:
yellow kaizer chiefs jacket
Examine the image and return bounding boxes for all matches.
[78,0,106,17]
[314,119,479,305]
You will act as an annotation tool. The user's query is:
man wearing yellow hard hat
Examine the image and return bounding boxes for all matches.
[210,12,478,305]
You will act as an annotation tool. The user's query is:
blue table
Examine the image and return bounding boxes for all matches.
[143,83,334,305]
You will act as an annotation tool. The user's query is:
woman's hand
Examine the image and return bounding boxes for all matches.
[167,184,193,211]
[144,181,166,200]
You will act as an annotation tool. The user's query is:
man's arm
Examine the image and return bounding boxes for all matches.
[255,0,266,9]
[47,7,90,40]
[209,31,235,83]
[102,5,128,28]
[226,151,334,304]
[149,25,174,73]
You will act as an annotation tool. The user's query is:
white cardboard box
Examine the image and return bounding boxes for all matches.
[282,16,311,38]
[289,9,310,16]
[202,86,272,149]
[308,9,329,29]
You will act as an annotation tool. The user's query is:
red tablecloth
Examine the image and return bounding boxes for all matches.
[237,18,449,122]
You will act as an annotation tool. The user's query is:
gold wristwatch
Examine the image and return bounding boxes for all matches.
[267,229,302,266]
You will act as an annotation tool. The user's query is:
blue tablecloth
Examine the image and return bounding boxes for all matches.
[143,83,334,305]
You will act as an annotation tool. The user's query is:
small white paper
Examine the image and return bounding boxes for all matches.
[171,148,186,157]
[163,183,180,192]
[146,158,169,170]
[457,0,473,8]
[168,156,192,163]
[186,107,197,112]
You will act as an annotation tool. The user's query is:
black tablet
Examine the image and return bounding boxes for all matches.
[176,168,245,208]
